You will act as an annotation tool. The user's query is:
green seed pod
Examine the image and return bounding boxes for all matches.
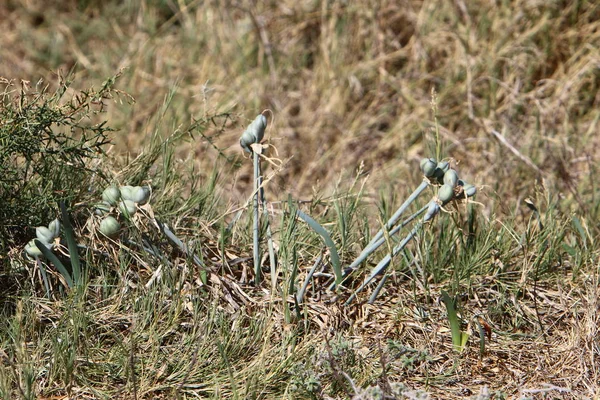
[463,183,477,197]
[240,131,254,153]
[119,200,137,216]
[424,201,440,221]
[437,161,450,173]
[131,186,150,204]
[240,114,267,153]
[36,226,55,243]
[48,218,61,238]
[438,184,454,203]
[94,202,112,216]
[443,169,459,188]
[102,186,121,206]
[434,161,450,183]
[247,114,267,143]
[99,216,121,237]
[420,158,437,177]
[120,186,135,202]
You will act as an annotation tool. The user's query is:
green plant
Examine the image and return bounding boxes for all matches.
[240,113,275,285]
[0,73,121,253]
[441,290,469,352]
[346,158,478,303]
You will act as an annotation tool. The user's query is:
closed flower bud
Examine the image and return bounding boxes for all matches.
[463,183,477,197]
[240,114,267,153]
[424,201,440,221]
[434,161,450,183]
[119,200,137,216]
[131,186,150,205]
[120,186,135,202]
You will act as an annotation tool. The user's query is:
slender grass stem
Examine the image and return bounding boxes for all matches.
[157,220,204,268]
[368,274,388,304]
[36,258,51,299]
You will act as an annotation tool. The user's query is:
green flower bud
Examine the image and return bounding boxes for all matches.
[434,161,450,183]
[131,186,150,205]
[25,240,43,258]
[424,202,440,221]
[120,186,135,202]
[463,183,477,197]
[240,114,267,153]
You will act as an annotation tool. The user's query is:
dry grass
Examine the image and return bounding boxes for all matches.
[1,0,599,398]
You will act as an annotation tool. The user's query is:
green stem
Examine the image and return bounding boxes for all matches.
[259,171,277,287]
[345,214,429,304]
[253,150,261,285]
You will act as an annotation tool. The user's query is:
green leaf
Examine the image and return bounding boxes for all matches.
[60,202,81,285]
[572,216,587,247]
[296,209,343,286]
[441,290,465,352]
[34,239,73,288]
[37,259,52,299]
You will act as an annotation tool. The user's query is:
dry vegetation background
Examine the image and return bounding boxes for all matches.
[1,0,600,399]
[2,0,598,207]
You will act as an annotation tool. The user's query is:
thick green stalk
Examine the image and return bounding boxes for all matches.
[328,202,428,291]
[367,181,429,251]
[347,202,428,271]
[258,170,277,287]
[253,150,261,285]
